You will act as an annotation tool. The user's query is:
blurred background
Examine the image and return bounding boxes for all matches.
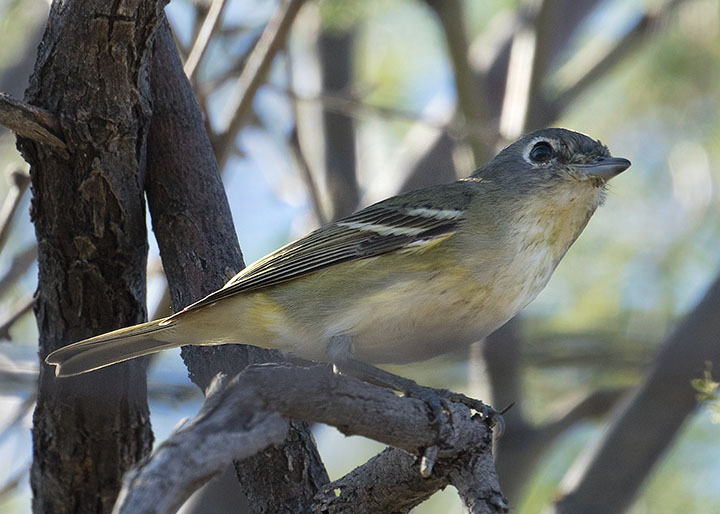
[0,0,719,512]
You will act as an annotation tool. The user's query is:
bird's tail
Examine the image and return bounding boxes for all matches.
[45,318,180,377]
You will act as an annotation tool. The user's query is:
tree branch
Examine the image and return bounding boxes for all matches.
[183,0,229,80]
[289,125,327,225]
[317,28,359,219]
[0,169,30,254]
[498,0,558,139]
[0,92,66,150]
[214,0,306,169]
[114,375,288,514]
[554,269,720,514]
[19,0,162,510]
[116,364,507,514]
[0,244,37,298]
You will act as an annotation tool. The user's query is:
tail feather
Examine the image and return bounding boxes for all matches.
[46,319,180,377]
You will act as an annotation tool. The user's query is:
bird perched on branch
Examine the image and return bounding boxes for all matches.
[46,128,630,380]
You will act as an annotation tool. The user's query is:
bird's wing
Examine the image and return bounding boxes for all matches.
[169,181,479,318]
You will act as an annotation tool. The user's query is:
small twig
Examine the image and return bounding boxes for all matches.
[280,85,451,131]
[0,92,66,149]
[0,244,37,298]
[289,126,326,226]
[0,169,30,255]
[285,45,326,226]
[0,394,35,444]
[194,32,261,94]
[215,0,306,169]
[540,388,628,440]
[277,85,499,152]
[0,462,30,499]
[0,295,34,341]
[184,0,229,80]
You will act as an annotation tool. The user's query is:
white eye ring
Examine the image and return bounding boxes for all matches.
[523,138,555,164]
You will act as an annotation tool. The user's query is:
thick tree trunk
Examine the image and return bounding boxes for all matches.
[17,1,163,512]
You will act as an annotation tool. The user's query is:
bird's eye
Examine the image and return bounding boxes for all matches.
[529,141,554,163]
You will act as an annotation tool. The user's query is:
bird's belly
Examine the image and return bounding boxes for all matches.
[342,249,557,364]
[320,276,503,364]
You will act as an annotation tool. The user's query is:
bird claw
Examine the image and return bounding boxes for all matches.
[402,383,451,435]
[404,384,504,440]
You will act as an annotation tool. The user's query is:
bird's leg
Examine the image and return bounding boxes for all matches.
[328,335,503,435]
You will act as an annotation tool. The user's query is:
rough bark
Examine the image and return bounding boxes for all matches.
[115,375,289,514]
[145,18,329,512]
[115,365,507,514]
[18,0,164,512]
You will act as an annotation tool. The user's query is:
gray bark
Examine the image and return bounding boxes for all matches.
[18,0,164,511]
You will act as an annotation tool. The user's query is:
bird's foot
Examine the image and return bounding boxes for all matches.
[403,383,505,437]
[332,356,504,441]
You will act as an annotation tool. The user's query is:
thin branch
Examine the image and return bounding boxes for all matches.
[483,318,525,425]
[0,295,34,341]
[284,45,327,226]
[0,462,30,499]
[498,5,537,139]
[0,169,30,254]
[194,33,261,95]
[215,0,306,169]
[289,125,327,226]
[0,92,66,150]
[280,85,454,131]
[184,0,229,80]
[0,244,38,298]
[523,332,651,369]
[0,394,35,445]
[540,388,628,439]
[498,0,557,140]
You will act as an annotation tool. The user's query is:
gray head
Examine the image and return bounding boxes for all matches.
[473,128,631,192]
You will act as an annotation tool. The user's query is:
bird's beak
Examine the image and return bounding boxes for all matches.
[578,157,631,181]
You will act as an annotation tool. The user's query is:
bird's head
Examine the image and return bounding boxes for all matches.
[466,129,631,259]
[473,128,631,198]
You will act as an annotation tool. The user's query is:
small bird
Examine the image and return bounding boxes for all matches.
[46,128,630,378]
